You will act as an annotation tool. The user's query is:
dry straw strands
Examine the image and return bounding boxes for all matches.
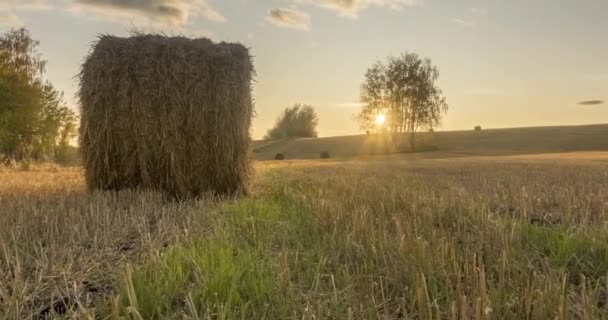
[79,34,254,199]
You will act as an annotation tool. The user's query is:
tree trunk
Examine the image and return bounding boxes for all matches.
[409,131,416,152]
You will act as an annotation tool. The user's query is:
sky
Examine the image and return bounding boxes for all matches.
[0,0,606,139]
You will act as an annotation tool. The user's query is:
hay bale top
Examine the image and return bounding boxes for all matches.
[91,34,249,59]
[82,35,253,89]
[80,34,253,110]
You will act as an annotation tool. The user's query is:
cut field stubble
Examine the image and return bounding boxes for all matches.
[2,155,608,318]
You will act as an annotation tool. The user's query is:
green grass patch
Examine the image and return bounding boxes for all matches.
[521,224,608,283]
[105,182,314,319]
[113,237,281,319]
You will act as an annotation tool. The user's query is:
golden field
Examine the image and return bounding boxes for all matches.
[2,147,608,319]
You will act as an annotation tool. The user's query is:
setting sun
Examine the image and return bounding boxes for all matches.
[375,113,386,126]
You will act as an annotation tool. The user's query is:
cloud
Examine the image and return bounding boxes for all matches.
[0,11,23,26]
[0,0,52,26]
[267,8,311,31]
[578,100,604,106]
[453,7,485,28]
[70,0,226,26]
[452,17,475,27]
[468,7,486,15]
[0,0,52,11]
[199,2,226,22]
[0,0,222,32]
[298,0,419,18]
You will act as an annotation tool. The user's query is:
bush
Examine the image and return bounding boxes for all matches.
[265,104,318,140]
[19,161,31,171]
[414,145,440,153]
[320,151,330,159]
[55,145,81,166]
[474,125,482,131]
[274,153,285,160]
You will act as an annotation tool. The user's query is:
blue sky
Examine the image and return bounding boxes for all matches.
[1,0,607,138]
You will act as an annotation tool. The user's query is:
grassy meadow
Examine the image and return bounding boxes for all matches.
[2,149,608,319]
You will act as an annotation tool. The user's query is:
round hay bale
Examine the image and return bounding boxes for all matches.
[79,34,254,199]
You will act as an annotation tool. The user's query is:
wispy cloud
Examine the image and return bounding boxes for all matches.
[453,7,486,28]
[0,11,23,26]
[1,0,51,10]
[578,100,604,106]
[267,8,311,31]
[0,0,53,26]
[1,0,226,27]
[62,0,226,27]
[69,0,225,26]
[452,17,476,28]
[297,0,419,18]
[468,7,486,15]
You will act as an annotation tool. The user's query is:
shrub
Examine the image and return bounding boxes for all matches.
[265,104,318,139]
[320,151,330,159]
[474,125,482,131]
[19,161,31,171]
[55,145,81,166]
[415,145,440,152]
[274,153,285,160]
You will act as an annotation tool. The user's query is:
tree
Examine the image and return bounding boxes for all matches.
[359,52,448,150]
[0,66,44,161]
[0,28,46,84]
[55,108,78,159]
[34,83,78,161]
[0,28,77,163]
[265,104,319,139]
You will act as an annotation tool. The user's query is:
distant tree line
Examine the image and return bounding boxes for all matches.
[0,28,77,164]
[265,104,318,139]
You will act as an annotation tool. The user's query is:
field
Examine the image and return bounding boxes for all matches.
[253,124,608,160]
[3,126,608,319]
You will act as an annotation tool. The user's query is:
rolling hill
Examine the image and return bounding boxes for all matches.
[253,123,608,160]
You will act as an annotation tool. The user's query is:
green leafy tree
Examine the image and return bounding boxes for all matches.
[0,28,77,163]
[34,83,78,160]
[54,105,78,164]
[265,104,319,139]
[359,52,448,150]
[0,69,43,161]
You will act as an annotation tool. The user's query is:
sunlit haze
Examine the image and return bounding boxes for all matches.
[2,0,606,138]
[375,113,385,126]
